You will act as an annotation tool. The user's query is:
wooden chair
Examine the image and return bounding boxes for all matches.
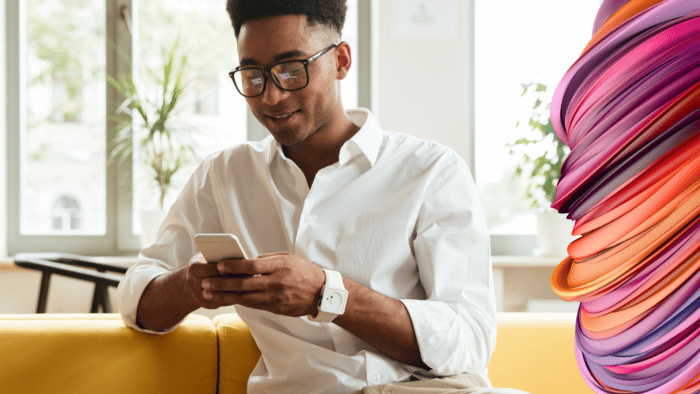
[13,253,127,313]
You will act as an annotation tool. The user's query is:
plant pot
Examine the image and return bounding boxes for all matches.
[139,209,168,248]
[534,210,576,257]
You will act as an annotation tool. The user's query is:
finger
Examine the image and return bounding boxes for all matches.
[203,290,272,307]
[188,261,221,279]
[216,257,251,277]
[217,257,278,276]
[200,291,237,309]
[202,275,268,293]
[202,290,244,304]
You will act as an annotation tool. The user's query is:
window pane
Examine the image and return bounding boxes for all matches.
[475,1,600,234]
[22,0,106,235]
[134,0,248,219]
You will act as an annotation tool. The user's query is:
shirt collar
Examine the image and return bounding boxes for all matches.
[339,108,382,167]
[263,108,383,167]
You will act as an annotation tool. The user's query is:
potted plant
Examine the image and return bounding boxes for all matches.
[506,82,574,256]
[108,42,197,247]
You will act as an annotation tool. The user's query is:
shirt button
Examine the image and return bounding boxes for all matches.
[304,215,311,223]
[372,374,382,383]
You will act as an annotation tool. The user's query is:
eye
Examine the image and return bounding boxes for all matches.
[274,62,305,80]
[240,69,264,86]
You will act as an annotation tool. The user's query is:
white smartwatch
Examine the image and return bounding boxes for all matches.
[308,269,348,323]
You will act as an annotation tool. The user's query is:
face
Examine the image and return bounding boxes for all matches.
[236,15,348,147]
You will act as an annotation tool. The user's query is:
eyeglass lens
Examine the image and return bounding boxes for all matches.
[234,61,308,96]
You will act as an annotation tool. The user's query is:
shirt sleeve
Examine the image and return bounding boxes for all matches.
[400,152,497,376]
[117,156,224,334]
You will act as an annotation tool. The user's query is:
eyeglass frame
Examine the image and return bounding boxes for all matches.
[229,44,338,98]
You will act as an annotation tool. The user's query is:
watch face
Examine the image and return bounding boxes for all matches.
[316,277,348,320]
[326,291,344,310]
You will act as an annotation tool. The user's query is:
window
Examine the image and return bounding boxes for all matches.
[5,0,365,255]
[51,196,82,231]
[475,0,601,252]
[22,0,106,236]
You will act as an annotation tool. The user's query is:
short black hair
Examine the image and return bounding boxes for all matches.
[226,0,347,39]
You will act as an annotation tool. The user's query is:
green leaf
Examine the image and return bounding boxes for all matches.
[506,80,572,207]
[533,98,542,110]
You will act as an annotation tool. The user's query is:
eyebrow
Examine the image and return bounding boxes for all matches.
[239,49,308,67]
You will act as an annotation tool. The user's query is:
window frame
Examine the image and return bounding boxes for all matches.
[0,0,7,259]
[5,0,375,256]
[468,1,537,256]
[471,0,603,256]
[6,0,136,255]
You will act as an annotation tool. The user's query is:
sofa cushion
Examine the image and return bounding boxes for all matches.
[0,313,218,394]
[215,313,262,394]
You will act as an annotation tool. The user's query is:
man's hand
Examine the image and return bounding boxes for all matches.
[135,252,227,332]
[201,252,326,316]
[184,252,232,310]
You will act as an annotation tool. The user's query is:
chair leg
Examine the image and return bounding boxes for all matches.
[102,286,112,313]
[37,272,51,313]
[90,284,112,313]
[90,284,103,313]
[92,268,112,313]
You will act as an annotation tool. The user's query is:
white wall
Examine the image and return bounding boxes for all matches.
[375,0,474,171]
[1,0,8,258]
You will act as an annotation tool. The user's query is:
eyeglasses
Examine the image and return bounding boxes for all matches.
[229,44,337,98]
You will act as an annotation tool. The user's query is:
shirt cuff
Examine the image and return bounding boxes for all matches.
[400,299,495,377]
[117,265,181,335]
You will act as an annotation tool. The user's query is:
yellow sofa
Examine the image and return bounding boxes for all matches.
[0,312,591,394]
[0,313,219,394]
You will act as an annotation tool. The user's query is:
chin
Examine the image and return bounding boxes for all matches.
[270,129,308,147]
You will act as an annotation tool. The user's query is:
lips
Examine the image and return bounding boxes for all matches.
[266,110,300,124]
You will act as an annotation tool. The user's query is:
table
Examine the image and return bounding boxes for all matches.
[492,255,568,312]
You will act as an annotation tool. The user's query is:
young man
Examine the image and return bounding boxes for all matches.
[118,1,512,393]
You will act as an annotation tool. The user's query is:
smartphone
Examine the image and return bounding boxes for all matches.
[194,233,248,263]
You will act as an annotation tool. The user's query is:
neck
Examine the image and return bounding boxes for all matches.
[283,111,360,187]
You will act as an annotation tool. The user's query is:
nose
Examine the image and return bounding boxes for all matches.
[261,75,290,106]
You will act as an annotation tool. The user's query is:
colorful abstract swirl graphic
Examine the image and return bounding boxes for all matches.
[550,0,700,393]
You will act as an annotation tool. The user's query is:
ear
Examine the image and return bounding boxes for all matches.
[335,41,352,80]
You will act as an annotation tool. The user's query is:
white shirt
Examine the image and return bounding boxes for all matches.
[118,109,497,393]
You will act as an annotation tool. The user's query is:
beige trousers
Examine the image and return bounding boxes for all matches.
[353,374,531,394]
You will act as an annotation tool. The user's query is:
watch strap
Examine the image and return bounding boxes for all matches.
[312,309,339,323]
[322,269,344,290]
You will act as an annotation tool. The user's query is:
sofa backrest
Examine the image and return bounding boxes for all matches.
[212,312,592,394]
[488,312,591,394]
